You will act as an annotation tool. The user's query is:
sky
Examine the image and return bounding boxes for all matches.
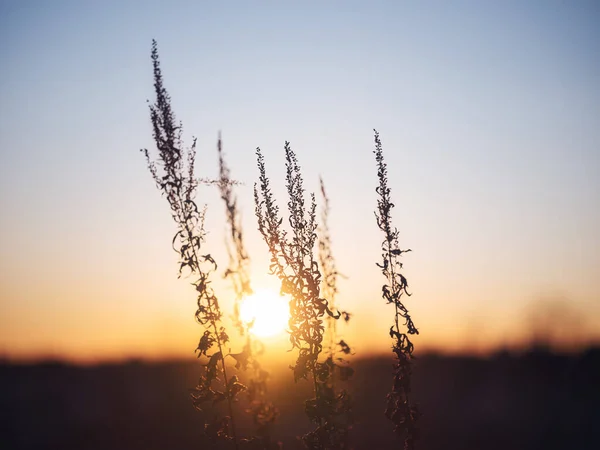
[1,0,599,363]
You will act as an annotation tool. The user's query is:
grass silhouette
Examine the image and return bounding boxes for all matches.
[254,144,352,449]
[217,134,279,448]
[141,41,421,449]
[374,130,419,449]
[142,40,244,449]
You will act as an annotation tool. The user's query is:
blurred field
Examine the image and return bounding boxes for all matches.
[2,348,599,450]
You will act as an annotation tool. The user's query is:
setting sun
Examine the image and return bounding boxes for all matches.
[239,290,289,338]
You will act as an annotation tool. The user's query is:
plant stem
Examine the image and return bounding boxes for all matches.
[183,215,239,449]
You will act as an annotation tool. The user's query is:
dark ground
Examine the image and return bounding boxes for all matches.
[1,347,599,450]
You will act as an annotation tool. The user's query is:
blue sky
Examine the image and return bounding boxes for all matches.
[1,0,599,360]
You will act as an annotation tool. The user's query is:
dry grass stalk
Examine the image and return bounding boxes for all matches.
[217,135,279,449]
[141,41,424,449]
[373,130,419,449]
[316,177,354,446]
[141,40,245,449]
[318,178,354,369]
[254,144,351,449]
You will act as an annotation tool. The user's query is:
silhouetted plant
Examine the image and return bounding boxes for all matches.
[318,177,341,362]
[254,144,351,449]
[217,135,279,449]
[316,177,354,446]
[317,179,354,380]
[141,40,425,450]
[217,133,252,334]
[141,40,245,449]
[373,130,419,449]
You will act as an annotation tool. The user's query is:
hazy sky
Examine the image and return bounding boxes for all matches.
[1,0,599,362]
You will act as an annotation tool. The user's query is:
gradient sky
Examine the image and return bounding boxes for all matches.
[1,0,599,362]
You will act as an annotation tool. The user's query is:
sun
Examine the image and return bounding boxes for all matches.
[239,290,289,338]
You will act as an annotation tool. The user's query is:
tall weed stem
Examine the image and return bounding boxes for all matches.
[141,40,243,449]
[254,144,352,449]
[373,130,419,450]
[218,135,279,449]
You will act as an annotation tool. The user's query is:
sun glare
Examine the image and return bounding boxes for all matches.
[239,290,289,338]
